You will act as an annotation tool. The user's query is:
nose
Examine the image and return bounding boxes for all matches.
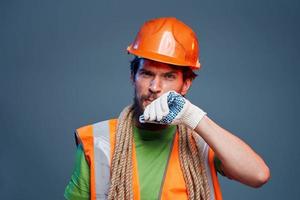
[149,76,162,94]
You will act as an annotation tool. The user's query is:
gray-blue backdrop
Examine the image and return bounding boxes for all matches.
[1,0,299,199]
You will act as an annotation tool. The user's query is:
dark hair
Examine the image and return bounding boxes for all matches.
[130,56,198,81]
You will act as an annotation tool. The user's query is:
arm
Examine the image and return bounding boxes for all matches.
[194,115,270,187]
[64,144,90,200]
[142,91,270,187]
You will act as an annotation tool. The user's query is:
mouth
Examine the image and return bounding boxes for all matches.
[144,99,153,106]
[143,98,156,107]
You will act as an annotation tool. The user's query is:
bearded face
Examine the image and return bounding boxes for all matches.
[132,59,191,122]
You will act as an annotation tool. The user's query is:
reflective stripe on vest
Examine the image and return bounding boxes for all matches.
[76,119,222,200]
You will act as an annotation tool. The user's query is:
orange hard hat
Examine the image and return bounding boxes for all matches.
[127,17,201,70]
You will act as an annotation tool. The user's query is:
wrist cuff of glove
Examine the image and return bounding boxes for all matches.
[183,104,207,130]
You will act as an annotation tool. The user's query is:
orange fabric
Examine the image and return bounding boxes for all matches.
[208,148,222,200]
[76,125,96,200]
[127,17,201,70]
[160,132,188,200]
[132,139,141,200]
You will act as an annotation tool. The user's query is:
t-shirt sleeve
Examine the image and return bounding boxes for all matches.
[64,144,90,200]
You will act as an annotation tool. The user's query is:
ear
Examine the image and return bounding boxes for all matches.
[181,79,192,96]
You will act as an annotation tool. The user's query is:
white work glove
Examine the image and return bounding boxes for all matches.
[139,91,207,130]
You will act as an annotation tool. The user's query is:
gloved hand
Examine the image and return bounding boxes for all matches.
[139,91,207,130]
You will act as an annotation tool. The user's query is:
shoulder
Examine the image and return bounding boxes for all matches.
[75,119,118,145]
[76,119,118,136]
[76,118,118,132]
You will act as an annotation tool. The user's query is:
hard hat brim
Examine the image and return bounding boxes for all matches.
[127,46,200,70]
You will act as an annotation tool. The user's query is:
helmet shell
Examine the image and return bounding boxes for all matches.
[127,17,201,70]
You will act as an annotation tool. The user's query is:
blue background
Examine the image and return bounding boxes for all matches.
[1,0,299,199]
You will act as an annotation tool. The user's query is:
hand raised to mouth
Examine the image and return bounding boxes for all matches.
[139,91,206,130]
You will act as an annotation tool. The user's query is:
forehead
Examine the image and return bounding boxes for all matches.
[139,59,183,73]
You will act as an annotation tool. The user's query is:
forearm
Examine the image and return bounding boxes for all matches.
[194,115,270,187]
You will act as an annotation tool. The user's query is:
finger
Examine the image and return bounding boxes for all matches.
[161,93,169,116]
[149,103,156,121]
[155,99,163,121]
[144,105,150,120]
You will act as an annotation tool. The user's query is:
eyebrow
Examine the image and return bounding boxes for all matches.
[164,70,178,74]
[139,68,179,73]
[138,68,153,73]
[163,71,179,76]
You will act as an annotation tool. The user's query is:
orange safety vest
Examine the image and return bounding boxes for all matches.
[76,119,222,200]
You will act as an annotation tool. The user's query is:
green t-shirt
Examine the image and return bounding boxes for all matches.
[64,125,223,200]
[133,125,177,199]
[64,144,90,200]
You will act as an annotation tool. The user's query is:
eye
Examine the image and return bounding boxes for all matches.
[164,73,176,80]
[139,70,153,78]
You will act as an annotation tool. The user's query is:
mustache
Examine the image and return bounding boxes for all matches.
[133,93,158,116]
[141,94,158,101]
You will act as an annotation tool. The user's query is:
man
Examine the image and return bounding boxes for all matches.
[64,17,270,200]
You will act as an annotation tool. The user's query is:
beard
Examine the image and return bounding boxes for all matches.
[132,89,168,130]
[133,90,149,119]
[132,88,160,116]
